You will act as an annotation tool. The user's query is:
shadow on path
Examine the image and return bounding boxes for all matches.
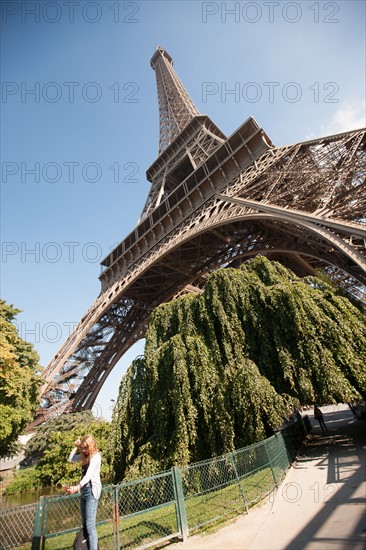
[284,407,366,550]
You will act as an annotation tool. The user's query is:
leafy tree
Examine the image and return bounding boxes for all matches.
[6,415,112,492]
[4,466,41,495]
[0,300,41,457]
[36,419,111,487]
[25,410,95,461]
[110,257,366,480]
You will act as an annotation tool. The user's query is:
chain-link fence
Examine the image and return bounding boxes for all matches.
[0,417,310,550]
[179,426,299,534]
[0,502,37,549]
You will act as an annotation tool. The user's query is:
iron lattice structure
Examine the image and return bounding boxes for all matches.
[36,47,366,424]
[152,47,200,156]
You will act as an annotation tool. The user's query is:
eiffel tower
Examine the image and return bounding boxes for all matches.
[37,47,366,423]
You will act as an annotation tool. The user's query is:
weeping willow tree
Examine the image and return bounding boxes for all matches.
[110,257,366,481]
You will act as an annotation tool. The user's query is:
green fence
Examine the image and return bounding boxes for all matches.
[0,417,310,550]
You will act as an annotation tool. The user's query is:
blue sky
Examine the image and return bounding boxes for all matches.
[1,0,365,420]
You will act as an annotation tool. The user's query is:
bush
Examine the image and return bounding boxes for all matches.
[5,467,41,494]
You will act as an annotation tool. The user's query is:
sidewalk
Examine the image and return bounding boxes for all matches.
[172,404,366,550]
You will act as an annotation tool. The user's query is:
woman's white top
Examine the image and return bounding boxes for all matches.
[68,448,102,500]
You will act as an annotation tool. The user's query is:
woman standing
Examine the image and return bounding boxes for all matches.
[66,435,102,550]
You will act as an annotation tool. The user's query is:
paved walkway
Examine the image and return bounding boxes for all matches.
[172,404,366,549]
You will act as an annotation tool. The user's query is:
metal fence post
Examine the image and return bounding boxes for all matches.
[172,467,189,541]
[112,485,120,550]
[31,496,45,550]
[264,438,279,488]
[229,452,249,514]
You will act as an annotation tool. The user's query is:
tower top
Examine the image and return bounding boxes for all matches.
[150,46,173,68]
[151,46,200,154]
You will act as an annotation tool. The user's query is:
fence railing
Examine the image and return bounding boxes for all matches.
[0,417,310,550]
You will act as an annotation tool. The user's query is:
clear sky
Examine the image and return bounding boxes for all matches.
[1,0,365,421]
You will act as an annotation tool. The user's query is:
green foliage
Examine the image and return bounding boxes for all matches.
[6,416,112,492]
[4,466,41,494]
[0,300,41,457]
[36,419,112,487]
[110,257,366,480]
[312,268,365,313]
[26,410,95,460]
